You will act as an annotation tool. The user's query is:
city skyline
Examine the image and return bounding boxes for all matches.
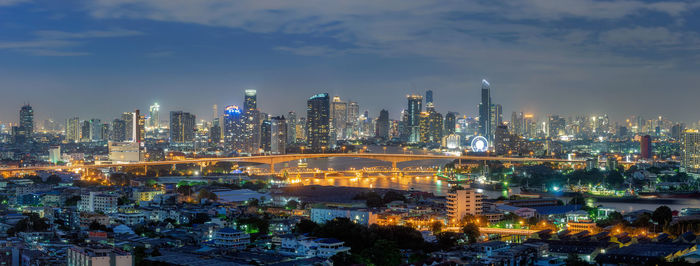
[2,1,700,123]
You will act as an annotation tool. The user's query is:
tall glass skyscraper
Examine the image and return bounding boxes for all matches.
[224,105,244,151]
[149,103,160,129]
[479,79,491,142]
[407,94,423,143]
[243,89,260,153]
[306,93,330,151]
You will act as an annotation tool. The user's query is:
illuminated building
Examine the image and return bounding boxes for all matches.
[149,102,160,129]
[224,105,244,151]
[479,79,492,141]
[213,228,250,249]
[136,110,145,143]
[243,89,260,153]
[296,117,306,142]
[260,118,271,152]
[375,109,389,140]
[209,118,221,144]
[419,109,442,144]
[347,101,359,139]
[640,135,652,159]
[425,90,434,110]
[548,115,566,138]
[121,112,134,141]
[67,245,132,266]
[108,141,142,162]
[681,130,700,174]
[270,116,287,154]
[447,187,483,222]
[566,220,598,233]
[444,112,456,136]
[494,124,515,155]
[12,104,33,144]
[331,96,347,140]
[287,111,297,144]
[310,207,377,226]
[490,103,502,136]
[169,111,196,144]
[80,120,90,142]
[306,93,330,151]
[89,118,102,141]
[511,112,523,136]
[442,134,461,149]
[132,188,165,202]
[66,117,80,143]
[79,192,119,214]
[111,119,126,141]
[49,146,61,164]
[419,111,430,143]
[406,94,423,143]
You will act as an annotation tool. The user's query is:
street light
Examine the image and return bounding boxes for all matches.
[383,146,387,154]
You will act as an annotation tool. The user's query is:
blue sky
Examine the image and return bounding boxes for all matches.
[1,0,700,124]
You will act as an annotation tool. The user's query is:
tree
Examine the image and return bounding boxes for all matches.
[382,191,406,204]
[568,194,586,205]
[462,223,480,244]
[564,253,591,266]
[294,219,319,234]
[361,239,401,266]
[652,206,673,227]
[285,199,299,210]
[430,221,443,235]
[363,192,384,208]
[436,232,460,250]
[190,213,210,225]
[606,171,625,188]
[150,247,161,257]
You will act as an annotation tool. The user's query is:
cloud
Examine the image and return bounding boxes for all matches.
[274,45,342,56]
[599,26,692,47]
[0,0,29,6]
[0,29,143,56]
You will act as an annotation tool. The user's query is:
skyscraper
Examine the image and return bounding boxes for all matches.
[224,105,244,151]
[640,135,652,159]
[149,103,160,129]
[111,119,126,141]
[287,111,297,144]
[479,79,492,142]
[306,93,330,151]
[407,94,423,143]
[260,119,271,152]
[12,104,33,144]
[375,109,389,140]
[66,117,80,143]
[331,96,348,141]
[121,112,134,141]
[169,111,196,144]
[89,119,102,141]
[490,104,502,136]
[444,112,456,136]
[425,90,434,110]
[243,89,260,153]
[347,101,359,139]
[682,130,700,174]
[270,116,287,154]
[81,120,90,142]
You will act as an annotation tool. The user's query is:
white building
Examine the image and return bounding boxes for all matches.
[115,212,147,226]
[447,188,483,223]
[108,141,141,163]
[67,245,133,266]
[212,227,250,249]
[310,207,377,226]
[279,235,350,258]
[79,192,119,214]
[48,146,61,164]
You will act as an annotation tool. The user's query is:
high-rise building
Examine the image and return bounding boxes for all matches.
[479,79,492,142]
[12,104,34,144]
[490,103,502,135]
[296,117,307,143]
[89,119,102,141]
[306,93,330,151]
[209,118,221,144]
[81,120,91,142]
[682,130,700,174]
[111,119,127,142]
[331,96,348,141]
[406,94,423,143]
[444,112,456,136]
[425,90,434,110]
[66,117,81,143]
[243,89,260,153]
[224,105,244,151]
[375,109,389,140]
[260,119,271,152]
[270,116,287,154]
[446,187,483,222]
[287,111,297,144]
[511,112,523,136]
[347,101,359,139]
[121,112,134,141]
[640,135,652,159]
[671,124,685,140]
[548,115,566,138]
[135,110,145,143]
[419,109,443,144]
[149,103,160,129]
[169,111,196,144]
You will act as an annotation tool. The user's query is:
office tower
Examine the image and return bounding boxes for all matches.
[548,115,566,138]
[48,146,60,164]
[347,101,359,139]
[375,109,389,140]
[425,90,434,110]
[260,119,271,152]
[242,89,260,153]
[169,111,196,144]
[389,120,400,139]
[121,112,134,141]
[406,94,423,143]
[306,93,330,151]
[89,119,102,141]
[66,117,80,143]
[420,109,443,144]
[149,103,160,129]
[479,79,492,141]
[134,110,145,143]
[12,104,34,144]
[81,120,91,142]
[447,187,483,222]
[640,135,652,159]
[296,117,307,143]
[444,112,456,136]
[442,134,460,149]
[101,123,109,141]
[682,130,700,173]
[671,124,685,140]
[495,125,515,155]
[287,111,297,144]
[209,118,221,144]
[111,119,126,141]
[523,114,535,138]
[212,104,218,121]
[270,116,287,154]
[224,105,244,150]
[511,112,523,136]
[419,112,430,144]
[331,96,348,140]
[490,103,502,135]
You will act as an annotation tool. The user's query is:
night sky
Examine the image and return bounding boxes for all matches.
[1,0,699,124]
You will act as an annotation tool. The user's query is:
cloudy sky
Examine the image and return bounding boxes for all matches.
[1,0,699,124]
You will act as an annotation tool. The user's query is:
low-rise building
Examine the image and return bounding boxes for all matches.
[212,227,250,249]
[310,207,377,226]
[67,244,133,266]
